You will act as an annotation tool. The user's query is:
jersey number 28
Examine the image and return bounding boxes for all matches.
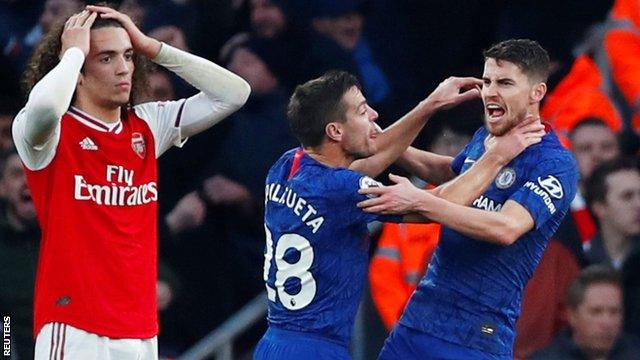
[263,225,317,310]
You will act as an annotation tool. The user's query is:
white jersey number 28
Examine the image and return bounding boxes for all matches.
[263,225,317,310]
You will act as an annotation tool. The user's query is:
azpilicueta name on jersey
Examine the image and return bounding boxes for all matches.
[265,182,324,233]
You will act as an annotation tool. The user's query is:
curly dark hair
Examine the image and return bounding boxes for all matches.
[22,6,152,107]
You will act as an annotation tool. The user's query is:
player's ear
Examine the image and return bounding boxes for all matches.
[530,82,546,103]
[326,122,343,142]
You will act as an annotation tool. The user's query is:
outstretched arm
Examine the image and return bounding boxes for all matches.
[88,5,251,138]
[358,176,534,245]
[350,77,482,177]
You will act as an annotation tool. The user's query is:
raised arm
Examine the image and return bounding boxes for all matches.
[410,193,534,246]
[87,5,251,138]
[357,176,534,245]
[13,10,97,169]
[22,11,97,147]
[350,77,482,177]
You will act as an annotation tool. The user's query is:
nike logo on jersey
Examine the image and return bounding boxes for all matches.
[79,137,98,151]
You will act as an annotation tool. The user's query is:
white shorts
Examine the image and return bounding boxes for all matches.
[34,322,158,360]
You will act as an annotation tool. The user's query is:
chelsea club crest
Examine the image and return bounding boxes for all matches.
[495,167,516,189]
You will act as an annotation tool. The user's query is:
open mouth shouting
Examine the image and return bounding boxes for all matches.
[486,103,506,123]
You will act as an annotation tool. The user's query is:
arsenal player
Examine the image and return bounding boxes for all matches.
[12,5,250,359]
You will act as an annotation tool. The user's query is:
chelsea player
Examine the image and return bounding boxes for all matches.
[255,70,546,359]
[360,40,580,359]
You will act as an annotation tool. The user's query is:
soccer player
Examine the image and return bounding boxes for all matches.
[13,5,250,359]
[359,39,580,359]
[255,70,546,359]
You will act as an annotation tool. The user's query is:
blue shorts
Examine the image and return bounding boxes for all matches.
[378,324,509,360]
[253,327,351,360]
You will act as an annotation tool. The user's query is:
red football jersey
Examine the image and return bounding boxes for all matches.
[26,108,161,339]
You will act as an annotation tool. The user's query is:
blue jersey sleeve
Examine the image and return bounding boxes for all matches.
[508,156,579,230]
[330,169,402,224]
[450,147,467,175]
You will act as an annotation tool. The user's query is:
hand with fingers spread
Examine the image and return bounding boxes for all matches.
[424,77,483,111]
[484,115,546,165]
[357,174,427,215]
[85,4,161,59]
[61,10,98,57]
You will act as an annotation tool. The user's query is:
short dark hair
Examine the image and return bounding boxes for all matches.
[287,71,360,148]
[585,157,640,209]
[567,265,621,310]
[483,39,550,82]
[569,117,613,141]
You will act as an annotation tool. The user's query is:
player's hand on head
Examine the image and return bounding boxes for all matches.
[61,10,98,57]
[425,77,483,111]
[485,114,545,164]
[357,174,423,214]
[85,4,162,59]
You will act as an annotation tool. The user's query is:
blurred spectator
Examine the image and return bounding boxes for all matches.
[306,2,389,103]
[572,119,621,183]
[295,0,416,124]
[156,34,298,348]
[0,105,18,158]
[542,0,640,133]
[541,53,625,136]
[584,157,640,269]
[136,67,176,104]
[185,0,240,63]
[555,118,621,264]
[369,214,440,331]
[246,0,307,90]
[531,265,640,360]
[604,0,640,129]
[250,0,286,38]
[0,150,40,360]
[156,261,183,358]
[3,0,83,72]
[623,249,640,341]
[514,241,581,358]
[198,33,298,265]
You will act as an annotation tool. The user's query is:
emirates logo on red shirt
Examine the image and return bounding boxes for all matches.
[131,132,146,159]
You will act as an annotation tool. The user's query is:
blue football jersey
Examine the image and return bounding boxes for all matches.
[262,148,399,346]
[399,126,579,356]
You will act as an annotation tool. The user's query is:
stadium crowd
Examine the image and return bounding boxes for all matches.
[1,0,640,359]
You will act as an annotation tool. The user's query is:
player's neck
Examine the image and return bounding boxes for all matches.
[525,105,541,122]
[305,144,352,168]
[599,222,632,265]
[73,99,122,124]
